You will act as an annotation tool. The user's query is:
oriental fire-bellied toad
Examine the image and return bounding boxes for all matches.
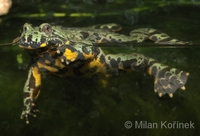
[12,23,189,124]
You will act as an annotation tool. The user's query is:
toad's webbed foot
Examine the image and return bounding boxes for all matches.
[148,63,189,97]
[21,103,39,124]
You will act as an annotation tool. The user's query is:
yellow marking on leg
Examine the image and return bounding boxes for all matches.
[83,52,95,60]
[81,58,105,73]
[33,90,40,99]
[32,67,41,87]
[64,48,78,62]
[147,66,152,75]
[31,67,41,99]
[65,41,70,45]
[40,43,46,47]
[37,62,58,72]
[55,57,65,68]
[44,60,51,65]
[88,58,105,72]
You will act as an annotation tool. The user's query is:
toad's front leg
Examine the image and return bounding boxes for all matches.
[21,64,41,124]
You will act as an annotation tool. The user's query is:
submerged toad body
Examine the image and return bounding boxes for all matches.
[17,23,189,123]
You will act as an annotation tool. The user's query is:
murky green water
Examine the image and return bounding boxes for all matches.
[0,1,200,136]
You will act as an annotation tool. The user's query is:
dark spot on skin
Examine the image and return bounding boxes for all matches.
[24,98,31,105]
[56,46,65,54]
[47,39,62,47]
[110,39,118,42]
[38,67,50,73]
[122,60,133,69]
[150,36,157,42]
[117,57,121,62]
[52,52,61,58]
[150,66,158,76]
[23,92,30,99]
[107,56,111,60]
[148,60,157,67]
[131,59,148,71]
[137,57,142,63]
[28,72,36,89]
[80,32,89,39]
[40,37,46,43]
[96,36,101,41]
[108,35,121,42]
[21,37,26,42]
[110,59,118,68]
[101,38,108,42]
[66,45,77,52]
[118,39,122,42]
[100,54,105,63]
[102,26,109,30]
[93,33,101,40]
[31,43,42,48]
[82,46,90,54]
[93,24,101,29]
[77,53,85,60]
[91,46,100,56]
[28,35,32,43]
[110,58,120,68]
[93,33,99,37]
[111,25,121,31]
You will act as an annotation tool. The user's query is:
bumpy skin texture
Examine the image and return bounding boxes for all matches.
[18,23,189,124]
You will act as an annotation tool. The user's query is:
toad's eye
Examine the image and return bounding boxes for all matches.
[40,24,52,35]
